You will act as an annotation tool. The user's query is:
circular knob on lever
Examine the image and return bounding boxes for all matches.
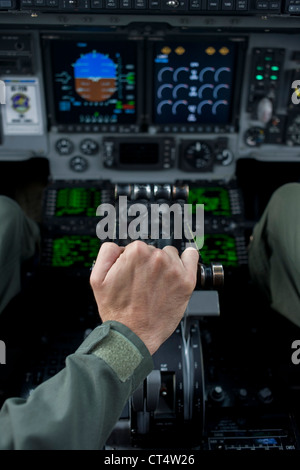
[197,262,224,290]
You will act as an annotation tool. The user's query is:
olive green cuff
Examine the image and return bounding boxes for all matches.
[75,321,153,387]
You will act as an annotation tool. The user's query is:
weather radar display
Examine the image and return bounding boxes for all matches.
[50,40,137,125]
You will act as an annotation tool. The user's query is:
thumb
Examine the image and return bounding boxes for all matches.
[181,247,199,289]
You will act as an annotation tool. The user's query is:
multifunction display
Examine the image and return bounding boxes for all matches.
[153,41,237,125]
[50,39,137,126]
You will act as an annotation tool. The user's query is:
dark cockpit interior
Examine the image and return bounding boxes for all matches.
[0,4,300,451]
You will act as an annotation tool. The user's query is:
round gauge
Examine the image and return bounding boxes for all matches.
[69,156,88,172]
[244,127,265,147]
[286,115,300,146]
[55,138,74,156]
[79,138,99,156]
[183,141,214,170]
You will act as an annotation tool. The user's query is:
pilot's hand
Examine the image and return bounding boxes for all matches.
[90,241,199,355]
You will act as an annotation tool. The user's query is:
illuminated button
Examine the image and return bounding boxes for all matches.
[134,0,146,7]
[161,46,171,54]
[271,65,279,71]
[219,46,230,55]
[289,4,300,11]
[60,0,78,8]
[162,0,186,8]
[149,0,160,7]
[175,46,185,55]
[206,46,216,55]
[236,0,247,9]
[207,0,220,9]
[264,56,273,61]
[256,1,268,8]
[166,0,179,6]
[91,0,102,6]
[256,74,264,80]
[270,75,278,80]
[0,0,13,7]
[269,1,279,8]
[222,0,234,9]
[105,0,117,6]
[256,65,264,71]
[189,0,201,8]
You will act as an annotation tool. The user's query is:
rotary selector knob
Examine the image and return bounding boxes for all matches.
[216,148,234,166]
[69,156,88,172]
[182,141,214,170]
[166,0,179,6]
[80,138,99,156]
[286,114,300,146]
[55,138,74,156]
[209,385,225,403]
[244,127,265,147]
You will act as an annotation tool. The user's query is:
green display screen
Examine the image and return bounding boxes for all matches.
[55,187,101,217]
[51,235,101,268]
[188,187,231,217]
[200,234,239,267]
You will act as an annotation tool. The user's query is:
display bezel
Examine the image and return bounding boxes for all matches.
[108,138,168,170]
[146,34,246,134]
[42,33,144,133]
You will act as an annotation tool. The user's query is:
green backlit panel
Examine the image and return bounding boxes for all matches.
[188,187,231,217]
[200,234,239,267]
[52,235,100,268]
[55,187,101,217]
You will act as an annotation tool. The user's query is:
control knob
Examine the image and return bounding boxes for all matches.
[80,138,99,156]
[69,156,88,172]
[55,138,74,156]
[257,97,273,124]
[244,127,265,147]
[166,0,179,6]
[182,141,214,171]
[286,114,300,146]
[216,148,234,166]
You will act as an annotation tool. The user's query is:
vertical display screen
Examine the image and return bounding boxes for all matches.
[200,234,239,267]
[153,41,237,125]
[50,39,137,125]
[54,187,101,217]
[188,187,232,217]
[51,235,100,268]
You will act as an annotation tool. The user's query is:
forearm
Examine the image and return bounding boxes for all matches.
[0,321,153,449]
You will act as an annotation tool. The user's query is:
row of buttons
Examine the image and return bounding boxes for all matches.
[158,124,236,133]
[3,0,300,11]
[56,124,139,133]
[256,0,280,7]
[18,0,282,9]
[189,0,249,10]
[286,0,300,12]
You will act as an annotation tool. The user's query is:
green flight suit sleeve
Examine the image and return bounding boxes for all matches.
[248,182,300,328]
[0,320,153,449]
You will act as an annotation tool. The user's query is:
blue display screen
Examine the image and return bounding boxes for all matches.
[51,40,137,125]
[153,41,237,125]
